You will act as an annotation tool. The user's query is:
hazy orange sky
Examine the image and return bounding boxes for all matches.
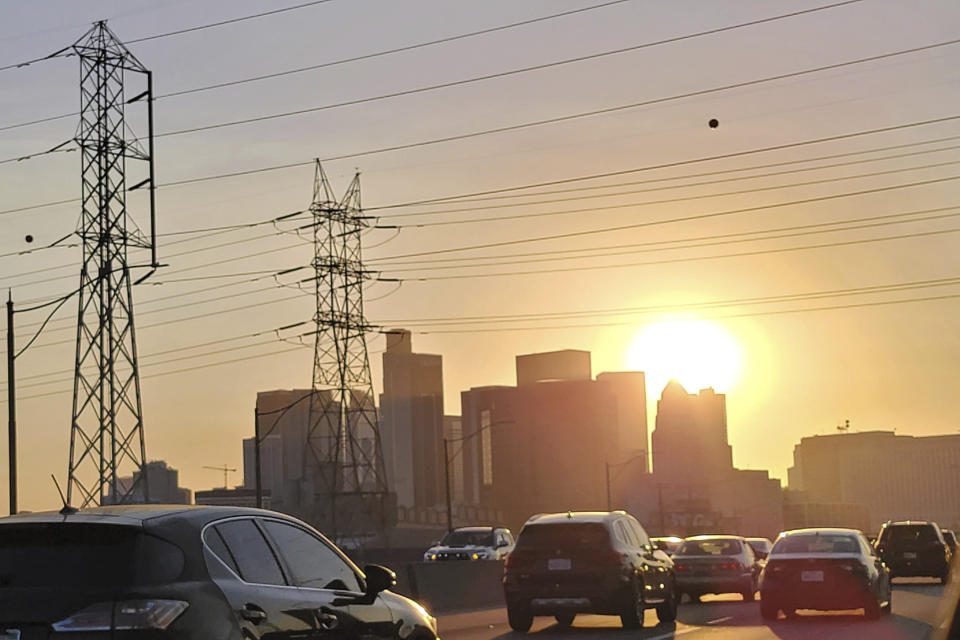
[1,0,959,512]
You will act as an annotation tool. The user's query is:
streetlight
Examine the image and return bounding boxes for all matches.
[604,450,648,511]
[442,418,515,533]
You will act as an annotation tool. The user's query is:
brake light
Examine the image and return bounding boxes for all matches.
[675,563,687,572]
[719,562,742,571]
[52,600,188,631]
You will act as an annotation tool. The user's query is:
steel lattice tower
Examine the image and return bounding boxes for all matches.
[305,161,389,542]
[68,22,157,507]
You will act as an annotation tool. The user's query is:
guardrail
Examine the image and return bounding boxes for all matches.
[389,560,506,614]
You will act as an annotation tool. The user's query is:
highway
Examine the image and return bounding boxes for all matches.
[439,580,946,640]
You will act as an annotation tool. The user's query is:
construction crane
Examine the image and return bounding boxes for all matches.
[203,465,237,489]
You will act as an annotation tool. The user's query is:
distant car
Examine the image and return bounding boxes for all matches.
[673,535,761,602]
[746,537,774,561]
[760,527,891,620]
[502,511,678,632]
[651,536,684,555]
[875,520,952,584]
[0,505,438,639]
[942,529,958,556]
[423,525,514,561]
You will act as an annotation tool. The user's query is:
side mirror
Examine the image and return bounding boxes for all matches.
[364,564,396,595]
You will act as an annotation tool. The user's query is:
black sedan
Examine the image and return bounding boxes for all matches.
[760,528,891,620]
[0,505,437,639]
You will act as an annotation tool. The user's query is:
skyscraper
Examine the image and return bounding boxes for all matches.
[379,329,445,508]
[651,381,733,484]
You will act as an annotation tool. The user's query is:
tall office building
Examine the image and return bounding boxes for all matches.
[108,460,192,504]
[379,329,445,508]
[651,381,733,484]
[460,349,648,531]
[788,430,960,531]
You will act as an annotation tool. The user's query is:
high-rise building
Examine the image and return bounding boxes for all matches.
[107,460,192,505]
[379,329,445,508]
[460,349,648,531]
[788,430,960,532]
[622,381,782,539]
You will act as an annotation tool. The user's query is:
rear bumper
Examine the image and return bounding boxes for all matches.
[503,574,633,615]
[677,574,752,594]
[883,558,947,578]
[761,580,873,611]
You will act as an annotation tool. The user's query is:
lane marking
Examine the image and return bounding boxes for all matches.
[706,615,733,625]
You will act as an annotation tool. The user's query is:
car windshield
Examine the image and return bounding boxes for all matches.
[441,530,495,547]
[881,525,940,545]
[677,539,742,556]
[515,523,610,550]
[772,534,860,554]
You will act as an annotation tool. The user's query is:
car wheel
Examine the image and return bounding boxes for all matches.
[656,585,678,623]
[864,598,882,620]
[742,580,756,602]
[507,604,533,633]
[760,599,779,621]
[941,573,949,585]
[620,581,645,629]
[554,613,575,627]
[687,592,702,603]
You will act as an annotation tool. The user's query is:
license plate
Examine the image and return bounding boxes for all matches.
[0,630,20,640]
[903,552,917,559]
[801,570,824,582]
[548,558,572,571]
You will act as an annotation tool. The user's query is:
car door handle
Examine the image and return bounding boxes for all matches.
[241,603,268,624]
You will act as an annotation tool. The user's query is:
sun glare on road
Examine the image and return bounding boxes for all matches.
[628,317,742,394]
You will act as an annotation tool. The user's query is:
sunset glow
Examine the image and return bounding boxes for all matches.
[627,317,742,396]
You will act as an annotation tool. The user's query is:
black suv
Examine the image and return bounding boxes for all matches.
[0,505,438,638]
[875,520,952,584]
[503,511,678,632]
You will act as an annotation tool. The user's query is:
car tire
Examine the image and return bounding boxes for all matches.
[760,599,779,621]
[656,585,678,623]
[554,614,575,627]
[940,573,949,585]
[864,598,882,620]
[742,580,756,602]
[620,581,645,629]
[687,592,702,603]
[507,604,533,633]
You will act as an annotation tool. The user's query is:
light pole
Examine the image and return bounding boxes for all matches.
[604,450,648,512]
[6,292,16,515]
[442,418,515,533]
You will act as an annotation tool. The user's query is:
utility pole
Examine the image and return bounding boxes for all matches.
[605,461,612,511]
[304,161,389,546]
[254,406,262,509]
[444,438,453,532]
[6,292,16,515]
[67,22,157,507]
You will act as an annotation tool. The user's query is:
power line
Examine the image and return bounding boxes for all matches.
[379,173,960,260]
[158,1,876,139]
[392,226,960,281]
[0,0,849,134]
[395,158,960,228]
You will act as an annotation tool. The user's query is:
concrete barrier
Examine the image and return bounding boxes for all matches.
[389,561,506,614]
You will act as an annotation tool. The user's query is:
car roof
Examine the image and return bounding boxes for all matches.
[684,534,746,541]
[778,528,863,537]
[0,504,284,529]
[451,526,496,533]
[883,520,937,527]
[525,511,627,525]
[746,537,772,542]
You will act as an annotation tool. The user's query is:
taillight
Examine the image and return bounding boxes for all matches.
[719,562,743,571]
[52,600,188,631]
[675,563,687,572]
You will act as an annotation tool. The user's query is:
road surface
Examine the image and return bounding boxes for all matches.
[439,580,946,640]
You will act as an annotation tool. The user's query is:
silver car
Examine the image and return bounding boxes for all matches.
[674,535,761,602]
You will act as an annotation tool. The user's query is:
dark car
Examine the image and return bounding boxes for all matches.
[0,505,437,639]
[760,528,891,621]
[875,520,952,583]
[503,511,678,632]
[673,535,761,602]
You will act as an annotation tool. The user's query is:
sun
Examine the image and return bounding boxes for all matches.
[626,317,742,396]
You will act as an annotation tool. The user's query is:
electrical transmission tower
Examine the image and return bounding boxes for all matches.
[305,161,390,544]
[68,22,157,507]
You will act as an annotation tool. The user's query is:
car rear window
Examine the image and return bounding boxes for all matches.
[677,539,743,555]
[880,525,939,546]
[516,523,610,549]
[772,534,859,554]
[0,523,184,588]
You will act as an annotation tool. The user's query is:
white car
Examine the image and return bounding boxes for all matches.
[423,526,514,561]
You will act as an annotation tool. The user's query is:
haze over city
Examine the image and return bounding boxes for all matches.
[1,0,959,515]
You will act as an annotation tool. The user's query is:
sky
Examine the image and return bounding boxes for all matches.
[1,0,959,512]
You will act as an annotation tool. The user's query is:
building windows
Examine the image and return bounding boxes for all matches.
[481,410,493,486]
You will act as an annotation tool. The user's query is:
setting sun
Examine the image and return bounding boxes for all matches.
[627,317,742,397]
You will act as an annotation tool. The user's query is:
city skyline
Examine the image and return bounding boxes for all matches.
[1,0,959,512]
